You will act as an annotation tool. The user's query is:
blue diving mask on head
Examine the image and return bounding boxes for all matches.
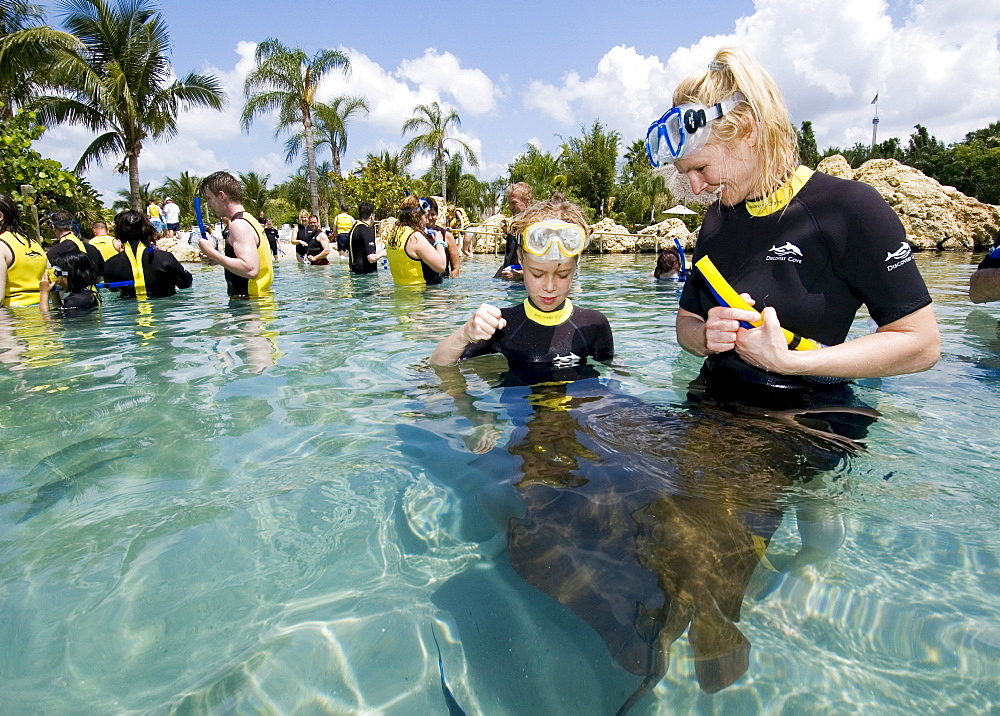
[645,92,745,167]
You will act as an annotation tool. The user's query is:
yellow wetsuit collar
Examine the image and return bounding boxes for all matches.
[745,165,815,217]
[524,298,573,326]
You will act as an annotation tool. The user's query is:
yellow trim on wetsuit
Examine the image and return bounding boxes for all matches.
[89,235,118,260]
[745,165,815,217]
[1,231,46,306]
[523,298,573,326]
[123,242,148,297]
[694,256,825,351]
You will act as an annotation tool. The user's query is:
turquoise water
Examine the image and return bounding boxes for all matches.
[0,253,997,715]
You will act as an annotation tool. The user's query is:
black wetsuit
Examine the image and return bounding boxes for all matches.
[294,223,309,260]
[680,170,931,393]
[348,221,378,274]
[304,230,326,258]
[493,231,520,278]
[462,299,613,383]
[264,226,279,256]
[47,236,105,276]
[59,289,99,310]
[104,244,193,298]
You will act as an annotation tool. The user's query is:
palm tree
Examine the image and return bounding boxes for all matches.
[0,1,80,119]
[241,38,349,217]
[31,0,225,210]
[401,101,478,210]
[237,171,271,216]
[359,149,409,177]
[112,181,151,212]
[285,95,368,210]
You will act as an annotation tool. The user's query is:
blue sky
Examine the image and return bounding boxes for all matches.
[32,0,1000,204]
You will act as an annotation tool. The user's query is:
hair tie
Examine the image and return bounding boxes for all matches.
[708,60,725,71]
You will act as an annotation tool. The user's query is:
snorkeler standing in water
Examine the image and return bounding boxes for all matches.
[646,47,939,404]
[430,193,613,371]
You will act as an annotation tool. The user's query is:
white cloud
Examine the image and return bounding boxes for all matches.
[398,49,499,115]
[519,0,1000,149]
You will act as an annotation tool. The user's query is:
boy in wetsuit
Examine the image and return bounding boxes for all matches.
[430,193,612,370]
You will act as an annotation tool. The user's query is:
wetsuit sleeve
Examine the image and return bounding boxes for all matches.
[827,181,931,326]
[590,312,614,361]
[362,225,377,255]
[103,253,127,285]
[161,252,193,289]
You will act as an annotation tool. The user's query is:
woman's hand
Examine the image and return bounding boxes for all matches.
[462,303,506,343]
[732,305,796,372]
[703,292,761,353]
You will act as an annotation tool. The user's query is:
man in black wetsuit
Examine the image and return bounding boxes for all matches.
[348,201,383,274]
[494,182,533,280]
[47,210,105,277]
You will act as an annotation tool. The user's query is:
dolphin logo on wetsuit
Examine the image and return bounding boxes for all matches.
[768,242,802,257]
[884,242,911,262]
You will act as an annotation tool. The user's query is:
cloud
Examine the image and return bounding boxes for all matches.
[518,0,1000,149]
[398,49,499,115]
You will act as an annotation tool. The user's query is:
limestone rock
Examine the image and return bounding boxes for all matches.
[155,235,200,263]
[636,219,693,252]
[816,154,854,179]
[850,157,1000,251]
[589,218,635,252]
[464,213,508,254]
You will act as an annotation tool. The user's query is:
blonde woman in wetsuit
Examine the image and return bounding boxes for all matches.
[0,194,47,307]
[646,47,938,400]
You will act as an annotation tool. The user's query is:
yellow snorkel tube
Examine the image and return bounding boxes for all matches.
[695,256,825,351]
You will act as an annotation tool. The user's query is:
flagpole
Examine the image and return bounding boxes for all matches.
[871,93,880,150]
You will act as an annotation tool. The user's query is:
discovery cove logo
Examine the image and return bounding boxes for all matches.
[885,241,913,272]
[766,242,803,263]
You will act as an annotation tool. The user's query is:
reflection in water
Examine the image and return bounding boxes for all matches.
[434,366,878,713]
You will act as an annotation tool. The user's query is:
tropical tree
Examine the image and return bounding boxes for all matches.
[508,144,561,201]
[617,139,669,225]
[401,101,478,208]
[237,171,271,217]
[561,120,620,216]
[0,1,80,119]
[242,38,350,217]
[796,120,820,168]
[112,182,151,212]
[360,149,410,176]
[31,0,225,210]
[342,155,412,220]
[285,95,368,211]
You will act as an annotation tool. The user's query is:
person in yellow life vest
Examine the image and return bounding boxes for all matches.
[46,210,105,277]
[333,209,355,259]
[103,210,192,298]
[197,171,273,298]
[89,220,120,260]
[146,198,165,235]
[385,195,447,286]
[0,193,47,307]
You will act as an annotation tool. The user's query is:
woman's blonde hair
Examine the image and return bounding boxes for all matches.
[673,47,798,200]
[396,195,425,230]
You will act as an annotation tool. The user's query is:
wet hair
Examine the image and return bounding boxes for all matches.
[199,171,244,203]
[422,197,439,214]
[51,210,75,231]
[53,250,98,293]
[510,191,588,235]
[653,247,682,278]
[115,209,156,246]
[508,182,533,204]
[92,221,108,233]
[672,46,798,200]
[396,195,425,230]
[511,192,590,265]
[358,201,374,220]
[0,194,25,235]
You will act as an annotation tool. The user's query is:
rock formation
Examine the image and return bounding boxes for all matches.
[636,218,694,252]
[817,155,1000,250]
[155,234,201,263]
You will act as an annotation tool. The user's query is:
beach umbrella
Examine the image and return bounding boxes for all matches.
[663,204,697,215]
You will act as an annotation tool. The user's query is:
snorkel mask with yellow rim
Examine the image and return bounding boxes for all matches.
[520,219,589,263]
